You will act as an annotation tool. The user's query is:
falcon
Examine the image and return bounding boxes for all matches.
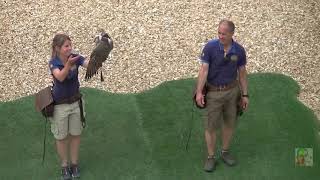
[85,30,113,81]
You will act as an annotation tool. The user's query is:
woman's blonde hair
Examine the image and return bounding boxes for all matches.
[51,34,71,58]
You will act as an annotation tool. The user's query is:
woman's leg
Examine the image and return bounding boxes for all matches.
[56,137,69,167]
[51,104,70,167]
[69,135,81,165]
[69,101,84,165]
[68,101,84,178]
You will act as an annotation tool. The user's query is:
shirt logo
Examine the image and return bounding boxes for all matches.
[230,55,238,62]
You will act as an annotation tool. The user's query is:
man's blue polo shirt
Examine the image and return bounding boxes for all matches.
[200,39,246,86]
[49,56,85,102]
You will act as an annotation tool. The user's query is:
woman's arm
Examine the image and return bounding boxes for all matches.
[52,56,80,82]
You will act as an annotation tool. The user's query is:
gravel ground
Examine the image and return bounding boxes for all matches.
[0,0,319,119]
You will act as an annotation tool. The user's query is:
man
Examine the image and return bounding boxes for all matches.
[196,19,249,172]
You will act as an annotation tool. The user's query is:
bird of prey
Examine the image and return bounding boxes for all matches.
[85,30,113,81]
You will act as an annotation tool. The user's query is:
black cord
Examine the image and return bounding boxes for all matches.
[42,115,48,165]
[185,100,195,151]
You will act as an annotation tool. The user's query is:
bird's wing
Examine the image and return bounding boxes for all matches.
[85,41,113,80]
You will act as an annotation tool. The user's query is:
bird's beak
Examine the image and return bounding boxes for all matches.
[107,38,112,45]
[94,35,99,43]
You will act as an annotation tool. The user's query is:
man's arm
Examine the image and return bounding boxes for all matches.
[196,63,209,107]
[238,65,248,95]
[238,65,249,110]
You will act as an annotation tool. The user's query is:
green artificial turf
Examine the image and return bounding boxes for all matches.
[0,73,319,180]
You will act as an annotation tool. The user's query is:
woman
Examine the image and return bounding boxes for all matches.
[49,33,88,180]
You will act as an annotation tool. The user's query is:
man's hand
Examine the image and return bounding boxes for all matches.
[241,96,249,110]
[196,91,205,108]
[195,63,209,108]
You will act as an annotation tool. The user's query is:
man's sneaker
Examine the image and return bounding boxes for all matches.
[61,166,72,180]
[70,164,80,178]
[204,155,216,172]
[221,150,236,166]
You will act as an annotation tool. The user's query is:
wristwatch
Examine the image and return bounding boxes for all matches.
[242,94,249,98]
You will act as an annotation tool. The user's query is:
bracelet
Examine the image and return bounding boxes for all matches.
[242,94,249,98]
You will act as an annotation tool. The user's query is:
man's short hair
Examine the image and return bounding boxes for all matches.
[219,19,235,33]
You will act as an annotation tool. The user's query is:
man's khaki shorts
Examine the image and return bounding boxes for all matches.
[204,86,241,131]
[49,100,85,140]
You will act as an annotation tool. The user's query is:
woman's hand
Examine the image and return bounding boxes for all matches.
[66,55,80,67]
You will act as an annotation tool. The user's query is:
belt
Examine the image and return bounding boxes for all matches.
[54,92,81,105]
[207,80,238,91]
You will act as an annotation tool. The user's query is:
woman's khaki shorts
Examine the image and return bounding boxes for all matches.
[49,100,84,140]
[204,86,241,131]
